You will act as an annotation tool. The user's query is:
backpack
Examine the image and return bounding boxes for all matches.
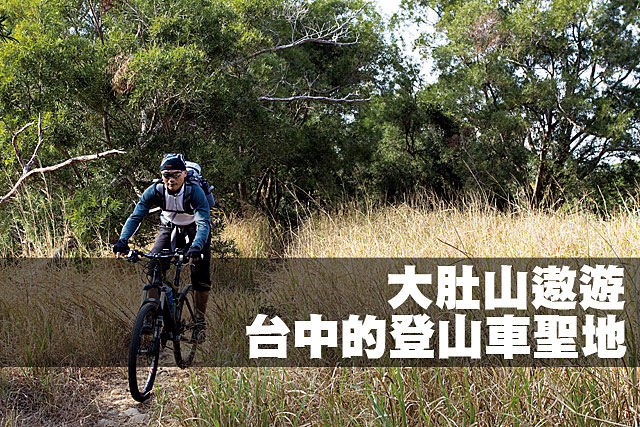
[185,161,215,209]
[153,161,215,213]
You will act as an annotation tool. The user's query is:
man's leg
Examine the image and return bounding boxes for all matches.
[191,287,210,343]
[194,289,209,319]
[189,226,211,342]
[192,236,211,318]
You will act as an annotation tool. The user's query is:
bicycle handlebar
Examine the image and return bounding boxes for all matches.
[117,249,201,265]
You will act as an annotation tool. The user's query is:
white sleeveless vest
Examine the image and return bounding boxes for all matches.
[160,185,195,226]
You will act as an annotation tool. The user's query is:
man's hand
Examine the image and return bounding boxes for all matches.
[113,239,130,255]
[185,247,202,260]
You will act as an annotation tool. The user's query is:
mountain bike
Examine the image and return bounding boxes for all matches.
[122,249,201,402]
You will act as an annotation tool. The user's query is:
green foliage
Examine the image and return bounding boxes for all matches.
[580,159,640,213]
[344,62,466,202]
[4,0,638,254]
[64,183,126,247]
[210,216,240,258]
[0,0,393,253]
[403,0,640,207]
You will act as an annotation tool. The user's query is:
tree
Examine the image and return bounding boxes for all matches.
[345,61,465,201]
[0,0,129,254]
[0,0,392,253]
[102,0,389,217]
[403,0,640,207]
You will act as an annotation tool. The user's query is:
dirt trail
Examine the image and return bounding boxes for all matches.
[94,369,154,426]
[94,364,189,426]
[1,361,192,426]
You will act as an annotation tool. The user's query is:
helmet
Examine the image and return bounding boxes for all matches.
[185,161,201,176]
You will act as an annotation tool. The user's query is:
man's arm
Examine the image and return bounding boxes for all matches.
[119,183,159,242]
[189,185,211,251]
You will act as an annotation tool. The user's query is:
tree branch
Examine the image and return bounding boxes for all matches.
[236,39,358,66]
[609,146,640,153]
[1,117,33,171]
[0,15,17,43]
[0,149,126,206]
[24,113,47,173]
[258,94,370,103]
[578,140,612,179]
[228,4,365,69]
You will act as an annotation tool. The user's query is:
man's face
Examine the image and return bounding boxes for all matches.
[162,169,187,191]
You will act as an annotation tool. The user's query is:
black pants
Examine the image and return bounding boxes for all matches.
[149,223,211,291]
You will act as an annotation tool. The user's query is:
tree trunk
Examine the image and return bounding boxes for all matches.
[102,109,112,148]
[532,146,548,208]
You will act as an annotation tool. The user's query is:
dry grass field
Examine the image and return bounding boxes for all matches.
[2,196,640,426]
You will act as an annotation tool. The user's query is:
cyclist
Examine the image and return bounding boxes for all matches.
[113,153,211,343]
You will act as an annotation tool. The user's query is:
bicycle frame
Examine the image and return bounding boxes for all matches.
[140,253,188,335]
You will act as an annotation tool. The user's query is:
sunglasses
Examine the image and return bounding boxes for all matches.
[161,171,183,179]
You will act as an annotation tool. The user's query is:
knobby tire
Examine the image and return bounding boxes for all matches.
[173,286,198,368]
[128,302,160,402]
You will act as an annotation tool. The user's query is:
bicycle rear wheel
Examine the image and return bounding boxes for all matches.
[173,286,198,368]
[128,302,160,402]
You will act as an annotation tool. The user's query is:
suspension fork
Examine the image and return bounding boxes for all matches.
[141,263,164,308]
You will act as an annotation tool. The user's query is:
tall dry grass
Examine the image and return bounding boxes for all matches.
[3,194,640,425]
[204,195,640,425]
[286,194,640,258]
[220,212,282,257]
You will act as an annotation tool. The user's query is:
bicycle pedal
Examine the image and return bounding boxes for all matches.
[178,334,195,343]
[190,325,206,344]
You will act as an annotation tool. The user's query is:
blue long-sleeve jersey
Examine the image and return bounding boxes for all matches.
[119,182,211,250]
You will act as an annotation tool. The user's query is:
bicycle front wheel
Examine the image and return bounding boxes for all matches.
[128,302,160,402]
[173,287,198,368]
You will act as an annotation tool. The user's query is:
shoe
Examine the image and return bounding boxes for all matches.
[191,317,206,344]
